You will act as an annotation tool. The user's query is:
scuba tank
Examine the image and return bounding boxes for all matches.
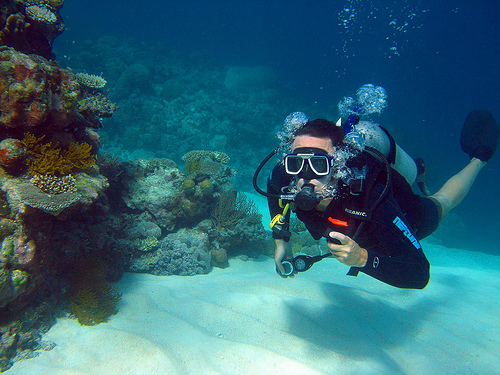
[356,121,417,186]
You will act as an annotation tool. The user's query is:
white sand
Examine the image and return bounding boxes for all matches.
[6,241,500,375]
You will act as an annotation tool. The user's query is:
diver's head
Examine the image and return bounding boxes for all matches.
[293,119,344,150]
[290,119,343,185]
[284,120,344,209]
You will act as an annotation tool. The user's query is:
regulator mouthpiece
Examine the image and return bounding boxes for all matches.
[294,183,321,211]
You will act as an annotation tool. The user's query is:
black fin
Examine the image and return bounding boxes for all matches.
[460,110,500,162]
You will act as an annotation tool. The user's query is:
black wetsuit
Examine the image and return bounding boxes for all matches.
[267,151,439,289]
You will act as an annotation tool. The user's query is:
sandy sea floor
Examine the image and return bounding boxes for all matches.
[5,239,500,375]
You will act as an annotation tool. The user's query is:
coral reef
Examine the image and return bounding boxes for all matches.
[182,150,230,164]
[211,191,259,231]
[0,138,26,168]
[30,174,76,194]
[0,27,118,369]
[0,0,64,59]
[69,256,122,326]
[63,36,298,191]
[22,133,96,176]
[207,212,273,261]
[102,155,271,272]
[0,48,117,138]
[0,25,287,371]
[75,72,107,90]
[78,94,118,129]
[133,236,159,252]
[183,150,230,176]
[121,158,215,231]
[129,229,211,276]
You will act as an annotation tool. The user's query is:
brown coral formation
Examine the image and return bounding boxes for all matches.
[0,5,275,370]
[210,191,259,231]
[78,94,118,128]
[0,2,125,370]
[0,0,64,60]
[0,47,116,136]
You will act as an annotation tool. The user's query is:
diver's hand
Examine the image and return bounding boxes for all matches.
[327,231,368,267]
[274,239,293,277]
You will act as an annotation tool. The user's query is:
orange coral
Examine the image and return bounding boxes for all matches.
[22,133,96,176]
[13,64,32,81]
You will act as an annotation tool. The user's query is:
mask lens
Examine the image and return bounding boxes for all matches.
[310,156,329,175]
[285,155,304,174]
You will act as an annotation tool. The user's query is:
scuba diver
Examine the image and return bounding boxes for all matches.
[253,85,499,289]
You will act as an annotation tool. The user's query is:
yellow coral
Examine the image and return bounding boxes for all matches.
[22,133,96,176]
[199,179,214,196]
[63,142,94,170]
[184,159,200,175]
[21,133,44,150]
[69,256,122,326]
[134,236,159,252]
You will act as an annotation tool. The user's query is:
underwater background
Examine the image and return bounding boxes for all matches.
[1,1,499,373]
[53,0,499,252]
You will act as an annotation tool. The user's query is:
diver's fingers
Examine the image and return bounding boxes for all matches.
[275,260,286,275]
[328,231,351,246]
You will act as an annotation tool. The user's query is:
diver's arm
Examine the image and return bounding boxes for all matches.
[274,238,292,275]
[348,194,430,289]
[267,163,294,275]
[355,247,429,289]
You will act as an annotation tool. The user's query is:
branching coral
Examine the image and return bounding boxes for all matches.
[25,4,58,24]
[211,191,259,231]
[69,256,122,326]
[22,133,96,176]
[78,94,118,118]
[78,94,118,128]
[76,73,107,90]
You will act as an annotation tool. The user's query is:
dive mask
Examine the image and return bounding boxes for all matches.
[284,147,334,179]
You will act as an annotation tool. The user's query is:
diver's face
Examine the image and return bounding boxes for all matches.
[291,135,335,191]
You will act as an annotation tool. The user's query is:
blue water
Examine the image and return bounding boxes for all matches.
[53,0,499,253]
